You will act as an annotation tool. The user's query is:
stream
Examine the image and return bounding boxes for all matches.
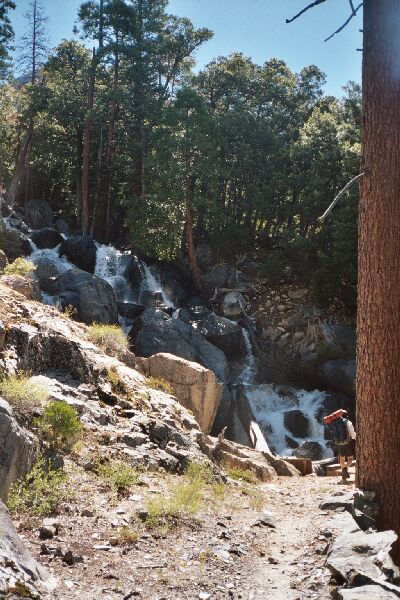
[6,219,331,459]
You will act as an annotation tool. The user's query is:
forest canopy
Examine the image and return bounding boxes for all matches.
[0,0,361,307]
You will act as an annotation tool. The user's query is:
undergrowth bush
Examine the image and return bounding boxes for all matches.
[34,401,82,452]
[223,464,258,484]
[98,461,139,492]
[145,480,204,529]
[145,377,173,395]
[0,373,49,409]
[107,366,127,394]
[7,460,70,515]
[3,257,36,277]
[87,324,128,354]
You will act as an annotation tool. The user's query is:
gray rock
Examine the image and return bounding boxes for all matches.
[283,409,310,438]
[183,311,247,359]
[327,529,398,586]
[196,243,216,270]
[202,264,238,293]
[221,291,245,318]
[319,359,356,397]
[122,432,148,448]
[320,492,355,512]
[0,500,56,596]
[0,398,37,500]
[31,228,64,249]
[130,308,229,382]
[54,268,118,325]
[293,441,324,461]
[58,235,97,273]
[25,200,53,229]
[34,254,72,293]
[339,585,400,600]
[54,218,69,235]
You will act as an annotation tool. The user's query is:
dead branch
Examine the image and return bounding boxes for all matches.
[324,2,363,41]
[286,0,328,23]
[318,172,365,222]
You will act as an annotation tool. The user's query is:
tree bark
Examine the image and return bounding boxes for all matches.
[185,175,202,292]
[356,0,400,561]
[105,42,119,243]
[81,49,96,235]
[6,130,33,209]
[24,120,34,205]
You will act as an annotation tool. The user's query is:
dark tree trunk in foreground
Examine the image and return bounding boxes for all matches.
[356,0,400,561]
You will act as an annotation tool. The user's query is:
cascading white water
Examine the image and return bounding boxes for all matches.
[94,244,133,303]
[244,384,332,458]
[236,328,256,384]
[140,263,174,308]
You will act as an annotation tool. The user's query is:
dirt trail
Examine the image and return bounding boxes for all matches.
[19,471,352,600]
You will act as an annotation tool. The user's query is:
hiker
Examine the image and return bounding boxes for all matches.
[323,409,356,480]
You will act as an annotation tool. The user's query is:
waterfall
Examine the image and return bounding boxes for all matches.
[244,385,332,458]
[237,328,256,384]
[94,244,133,303]
[140,263,174,308]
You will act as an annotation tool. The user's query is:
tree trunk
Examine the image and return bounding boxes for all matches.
[24,120,34,205]
[81,49,96,235]
[356,0,400,561]
[105,43,120,243]
[185,176,202,292]
[6,130,33,209]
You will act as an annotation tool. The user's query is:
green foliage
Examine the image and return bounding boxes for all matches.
[223,465,258,484]
[185,460,215,484]
[7,460,70,516]
[145,377,173,395]
[87,324,128,353]
[259,254,285,283]
[98,461,139,492]
[0,373,49,409]
[34,401,82,452]
[3,257,36,277]
[107,366,127,394]
[145,480,204,529]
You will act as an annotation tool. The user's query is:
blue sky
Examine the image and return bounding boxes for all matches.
[10,0,362,96]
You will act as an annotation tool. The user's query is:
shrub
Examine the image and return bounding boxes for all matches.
[7,460,70,515]
[185,460,215,485]
[3,257,36,277]
[0,373,49,409]
[145,480,204,529]
[223,464,258,484]
[145,377,173,395]
[107,366,127,394]
[98,461,139,492]
[34,401,82,452]
[114,526,139,545]
[258,254,284,283]
[87,324,128,354]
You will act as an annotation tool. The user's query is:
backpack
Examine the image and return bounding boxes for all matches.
[329,417,349,445]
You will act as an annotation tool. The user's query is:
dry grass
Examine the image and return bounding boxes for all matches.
[87,323,128,355]
[0,373,49,410]
[145,377,173,395]
[3,257,36,277]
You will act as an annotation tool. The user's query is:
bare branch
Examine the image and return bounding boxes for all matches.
[349,0,357,15]
[324,2,363,42]
[318,173,365,222]
[286,0,328,24]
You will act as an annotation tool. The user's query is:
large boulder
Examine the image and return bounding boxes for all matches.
[221,291,246,318]
[34,254,72,293]
[293,441,323,460]
[123,255,145,289]
[196,243,217,270]
[318,359,356,397]
[0,275,41,301]
[202,264,238,293]
[283,409,310,438]
[0,398,37,500]
[31,227,64,249]
[58,235,97,273]
[179,309,247,358]
[130,308,229,382]
[153,260,190,307]
[0,500,56,597]
[54,269,118,324]
[137,353,222,433]
[25,200,53,229]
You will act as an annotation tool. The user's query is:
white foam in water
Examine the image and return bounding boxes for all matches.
[237,328,256,384]
[244,384,333,458]
[140,263,174,308]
